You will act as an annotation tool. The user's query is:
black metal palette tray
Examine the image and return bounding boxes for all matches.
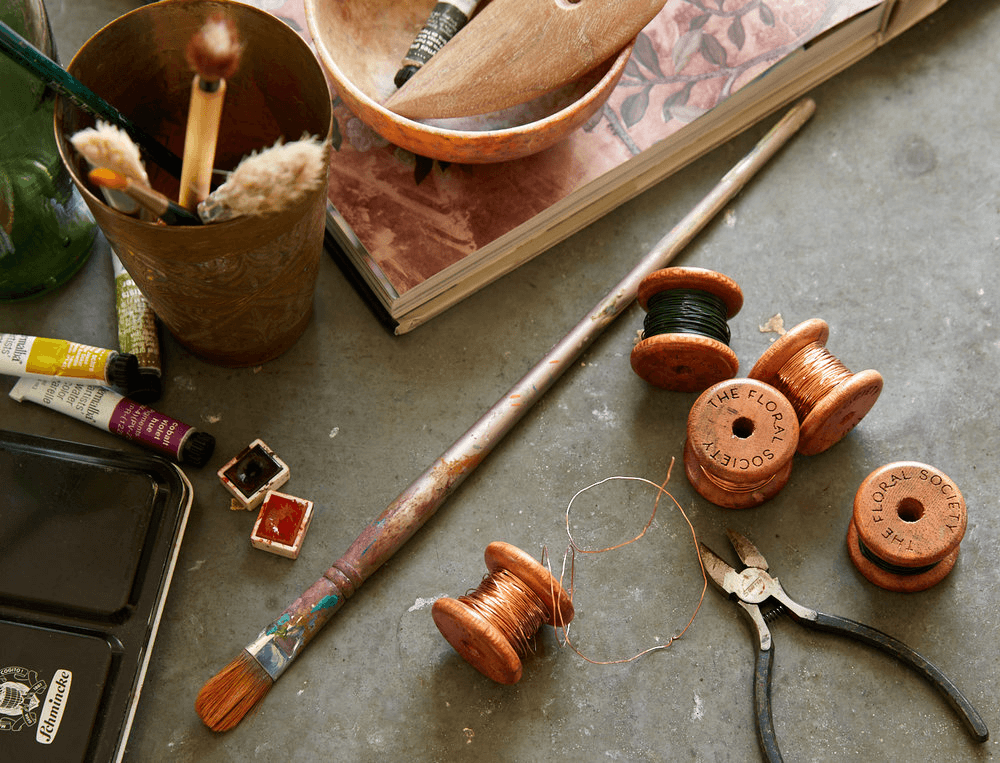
[0,429,193,763]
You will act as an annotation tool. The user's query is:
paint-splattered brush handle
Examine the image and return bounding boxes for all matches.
[245,434,495,679]
[245,98,817,682]
[0,20,183,178]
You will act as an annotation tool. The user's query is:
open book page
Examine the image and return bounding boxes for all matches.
[247,0,881,302]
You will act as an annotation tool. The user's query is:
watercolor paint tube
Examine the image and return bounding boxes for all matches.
[0,332,140,394]
[394,0,480,88]
[9,377,215,467]
[112,252,162,402]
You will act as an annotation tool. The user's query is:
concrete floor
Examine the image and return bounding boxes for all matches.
[3,1,999,760]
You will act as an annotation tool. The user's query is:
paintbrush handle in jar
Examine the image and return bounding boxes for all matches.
[254,98,816,674]
[179,76,226,209]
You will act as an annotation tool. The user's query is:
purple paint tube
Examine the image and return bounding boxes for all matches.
[9,377,214,466]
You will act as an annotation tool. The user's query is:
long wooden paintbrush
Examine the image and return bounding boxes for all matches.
[195,98,817,732]
[178,15,242,211]
[0,20,183,177]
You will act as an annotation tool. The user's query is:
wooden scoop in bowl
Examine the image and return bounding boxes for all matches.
[383,0,666,119]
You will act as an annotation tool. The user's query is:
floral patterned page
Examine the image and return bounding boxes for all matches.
[245,0,882,301]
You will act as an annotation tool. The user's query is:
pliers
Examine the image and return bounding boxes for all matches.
[699,529,989,762]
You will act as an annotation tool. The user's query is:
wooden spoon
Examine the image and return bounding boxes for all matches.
[383,0,666,119]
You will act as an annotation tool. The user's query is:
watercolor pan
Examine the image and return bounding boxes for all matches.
[0,429,192,763]
[217,438,290,510]
[250,490,314,559]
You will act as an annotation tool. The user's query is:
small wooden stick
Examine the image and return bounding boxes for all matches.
[195,98,816,732]
[179,15,242,210]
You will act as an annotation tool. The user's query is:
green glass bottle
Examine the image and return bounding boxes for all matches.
[0,0,95,301]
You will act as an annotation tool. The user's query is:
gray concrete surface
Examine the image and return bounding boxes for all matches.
[2,1,998,760]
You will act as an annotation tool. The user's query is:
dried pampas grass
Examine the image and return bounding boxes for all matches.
[198,135,327,223]
[71,121,149,184]
[71,121,150,215]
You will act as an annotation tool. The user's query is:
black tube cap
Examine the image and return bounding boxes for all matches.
[394,64,419,89]
[106,353,140,394]
[180,431,215,467]
[125,370,162,404]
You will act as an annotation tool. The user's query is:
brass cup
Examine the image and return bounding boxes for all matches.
[54,0,333,367]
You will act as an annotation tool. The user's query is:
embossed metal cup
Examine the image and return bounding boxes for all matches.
[54,0,332,366]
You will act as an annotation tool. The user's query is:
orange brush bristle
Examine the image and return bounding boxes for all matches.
[88,166,129,191]
[195,651,273,732]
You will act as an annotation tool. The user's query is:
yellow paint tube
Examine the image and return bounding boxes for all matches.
[0,332,139,394]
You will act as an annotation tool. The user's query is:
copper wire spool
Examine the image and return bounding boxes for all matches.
[847,462,967,592]
[432,541,574,684]
[748,318,882,455]
[630,267,743,392]
[683,379,799,509]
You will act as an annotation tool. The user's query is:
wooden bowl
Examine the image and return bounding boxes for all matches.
[304,0,633,164]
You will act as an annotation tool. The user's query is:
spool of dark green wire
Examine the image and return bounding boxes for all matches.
[630,267,743,392]
[642,289,732,344]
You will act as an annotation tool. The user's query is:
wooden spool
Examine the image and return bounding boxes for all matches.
[683,379,799,509]
[748,318,882,455]
[431,541,574,684]
[847,462,967,592]
[630,267,743,393]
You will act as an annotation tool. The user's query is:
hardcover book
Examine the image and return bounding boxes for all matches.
[249,0,948,334]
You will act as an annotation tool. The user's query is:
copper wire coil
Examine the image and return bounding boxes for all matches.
[697,465,777,495]
[683,379,799,509]
[457,569,547,657]
[774,343,854,420]
[432,541,574,684]
[748,318,883,455]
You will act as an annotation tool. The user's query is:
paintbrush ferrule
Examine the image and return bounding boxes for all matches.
[243,572,351,682]
[196,195,234,223]
[244,631,295,682]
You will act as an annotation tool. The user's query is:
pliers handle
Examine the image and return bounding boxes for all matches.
[753,608,989,762]
[700,530,989,762]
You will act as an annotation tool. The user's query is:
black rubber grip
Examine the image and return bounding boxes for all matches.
[753,646,783,762]
[806,611,989,743]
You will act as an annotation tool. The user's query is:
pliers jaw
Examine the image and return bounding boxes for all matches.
[699,529,816,649]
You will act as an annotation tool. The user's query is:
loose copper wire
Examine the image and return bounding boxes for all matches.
[556,460,707,665]
[775,342,854,420]
[458,569,548,657]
